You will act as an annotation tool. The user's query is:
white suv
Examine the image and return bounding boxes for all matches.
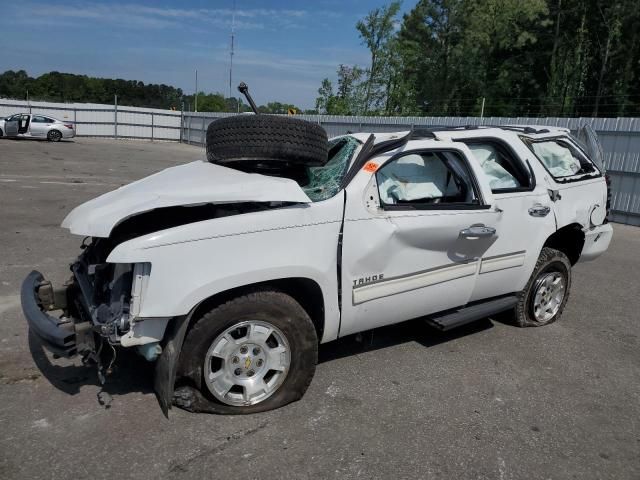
[21,123,612,415]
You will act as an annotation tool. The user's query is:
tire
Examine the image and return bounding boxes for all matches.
[514,247,572,327]
[0,128,3,137]
[206,115,328,167]
[173,290,318,414]
[47,130,62,142]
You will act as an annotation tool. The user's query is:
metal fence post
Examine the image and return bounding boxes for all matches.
[151,113,154,141]
[114,94,118,139]
[187,113,191,145]
[202,116,206,147]
[180,102,184,143]
[74,108,77,135]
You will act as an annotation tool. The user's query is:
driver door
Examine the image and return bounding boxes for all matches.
[339,144,500,337]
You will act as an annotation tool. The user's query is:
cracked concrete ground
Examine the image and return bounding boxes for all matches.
[0,137,639,479]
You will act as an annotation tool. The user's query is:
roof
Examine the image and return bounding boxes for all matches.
[345,124,570,148]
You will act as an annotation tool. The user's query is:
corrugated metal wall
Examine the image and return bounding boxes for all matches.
[182,112,640,226]
[0,99,181,140]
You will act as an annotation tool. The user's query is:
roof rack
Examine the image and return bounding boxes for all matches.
[409,125,485,139]
[409,124,552,137]
[492,125,550,134]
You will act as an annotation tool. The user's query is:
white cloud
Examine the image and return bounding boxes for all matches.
[14,2,320,31]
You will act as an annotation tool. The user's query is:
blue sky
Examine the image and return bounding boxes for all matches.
[0,0,415,108]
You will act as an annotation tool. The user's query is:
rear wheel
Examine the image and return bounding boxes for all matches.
[514,247,571,327]
[47,130,62,142]
[173,290,318,414]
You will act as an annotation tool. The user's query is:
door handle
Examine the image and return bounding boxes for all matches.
[529,205,551,217]
[460,224,496,238]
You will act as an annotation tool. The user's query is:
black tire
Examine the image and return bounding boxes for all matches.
[206,115,328,167]
[47,130,62,142]
[0,128,3,137]
[173,290,318,414]
[514,247,572,327]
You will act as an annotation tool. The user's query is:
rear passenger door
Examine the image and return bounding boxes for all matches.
[339,144,500,337]
[29,115,52,137]
[461,137,557,302]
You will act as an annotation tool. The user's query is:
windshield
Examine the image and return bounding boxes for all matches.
[302,136,360,202]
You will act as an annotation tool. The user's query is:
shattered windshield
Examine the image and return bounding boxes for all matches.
[302,136,360,202]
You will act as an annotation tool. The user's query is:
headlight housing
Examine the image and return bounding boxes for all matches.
[129,262,152,319]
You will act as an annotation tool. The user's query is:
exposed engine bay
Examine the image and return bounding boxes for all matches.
[61,200,290,376]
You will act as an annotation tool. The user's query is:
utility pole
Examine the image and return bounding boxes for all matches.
[229,0,236,101]
[195,69,198,112]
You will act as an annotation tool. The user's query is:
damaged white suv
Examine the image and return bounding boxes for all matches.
[22,115,612,415]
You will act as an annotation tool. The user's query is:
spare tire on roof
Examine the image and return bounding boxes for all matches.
[206,115,329,167]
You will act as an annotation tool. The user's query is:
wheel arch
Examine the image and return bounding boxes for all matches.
[154,276,326,416]
[185,277,326,342]
[47,129,62,141]
[542,223,585,265]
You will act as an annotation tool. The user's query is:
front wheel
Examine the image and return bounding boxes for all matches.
[514,247,571,327]
[174,290,318,414]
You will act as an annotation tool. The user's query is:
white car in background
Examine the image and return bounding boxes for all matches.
[0,113,75,141]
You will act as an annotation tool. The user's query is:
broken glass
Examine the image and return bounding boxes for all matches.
[303,136,360,202]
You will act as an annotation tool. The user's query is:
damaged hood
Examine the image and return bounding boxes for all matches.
[62,160,311,237]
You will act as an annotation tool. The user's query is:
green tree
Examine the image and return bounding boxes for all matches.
[356,1,402,113]
[315,78,334,114]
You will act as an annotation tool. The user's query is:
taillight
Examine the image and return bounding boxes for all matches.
[605,174,612,222]
[64,124,74,129]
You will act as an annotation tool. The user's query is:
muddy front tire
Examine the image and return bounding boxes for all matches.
[514,247,572,327]
[174,290,318,414]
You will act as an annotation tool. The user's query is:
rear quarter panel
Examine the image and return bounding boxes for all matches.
[551,177,608,229]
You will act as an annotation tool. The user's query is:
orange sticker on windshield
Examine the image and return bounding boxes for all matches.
[363,162,379,173]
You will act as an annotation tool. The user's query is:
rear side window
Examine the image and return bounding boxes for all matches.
[527,139,599,180]
[31,116,48,123]
[465,141,531,192]
[376,150,481,209]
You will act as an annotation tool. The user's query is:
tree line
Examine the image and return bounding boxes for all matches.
[3,0,638,119]
[0,70,308,114]
[316,0,640,117]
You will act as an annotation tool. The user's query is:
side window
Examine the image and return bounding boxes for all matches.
[44,117,55,123]
[465,142,530,192]
[376,150,480,208]
[31,116,47,123]
[528,139,598,179]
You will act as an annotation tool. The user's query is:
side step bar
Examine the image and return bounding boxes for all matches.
[425,295,518,331]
